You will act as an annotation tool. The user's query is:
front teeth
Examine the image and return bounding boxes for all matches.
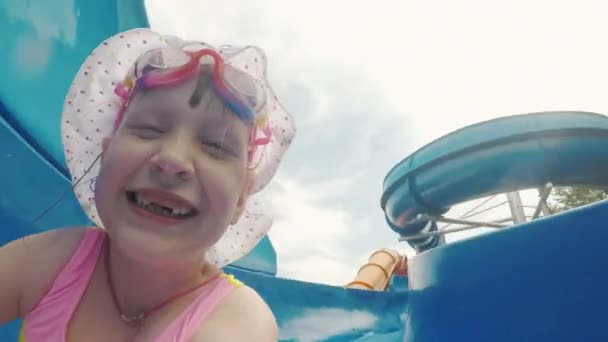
[135,193,150,206]
[134,192,192,217]
[172,207,191,215]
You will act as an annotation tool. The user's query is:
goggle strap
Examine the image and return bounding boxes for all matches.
[252,125,272,146]
[113,81,130,100]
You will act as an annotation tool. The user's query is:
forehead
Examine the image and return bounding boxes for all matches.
[126,76,246,129]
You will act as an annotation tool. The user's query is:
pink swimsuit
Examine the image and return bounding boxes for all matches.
[20,229,238,341]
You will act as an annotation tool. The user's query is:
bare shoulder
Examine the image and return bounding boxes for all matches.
[222,284,278,333]
[15,227,88,314]
[191,283,278,342]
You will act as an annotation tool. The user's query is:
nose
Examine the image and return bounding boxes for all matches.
[150,138,194,182]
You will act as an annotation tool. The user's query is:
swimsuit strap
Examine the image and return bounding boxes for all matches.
[154,273,241,341]
[22,228,105,342]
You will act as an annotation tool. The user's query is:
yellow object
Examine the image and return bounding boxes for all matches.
[18,322,25,342]
[123,76,134,89]
[346,249,403,291]
[255,114,268,127]
[220,273,243,287]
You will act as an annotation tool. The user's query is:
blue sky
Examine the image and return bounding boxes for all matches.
[146,0,608,285]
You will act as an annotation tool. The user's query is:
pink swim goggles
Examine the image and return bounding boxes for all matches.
[113,43,271,147]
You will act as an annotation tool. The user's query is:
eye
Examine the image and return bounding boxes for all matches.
[201,140,238,158]
[204,141,223,149]
[202,140,227,152]
[130,125,164,139]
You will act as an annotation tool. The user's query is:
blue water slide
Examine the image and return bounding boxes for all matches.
[404,199,608,341]
[378,111,608,341]
[378,112,608,341]
[0,0,148,174]
[381,111,608,246]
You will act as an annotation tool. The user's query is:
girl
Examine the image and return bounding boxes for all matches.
[0,28,295,341]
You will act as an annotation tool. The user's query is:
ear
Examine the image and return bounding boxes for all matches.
[231,171,255,225]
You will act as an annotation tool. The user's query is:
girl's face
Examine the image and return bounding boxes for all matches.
[94,75,253,265]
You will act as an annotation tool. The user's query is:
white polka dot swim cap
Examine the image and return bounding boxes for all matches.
[61,28,296,267]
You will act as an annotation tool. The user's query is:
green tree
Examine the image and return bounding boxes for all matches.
[552,186,608,212]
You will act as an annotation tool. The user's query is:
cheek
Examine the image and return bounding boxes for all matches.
[94,160,118,227]
[201,166,247,213]
[95,150,125,212]
[96,142,141,195]
[206,179,241,213]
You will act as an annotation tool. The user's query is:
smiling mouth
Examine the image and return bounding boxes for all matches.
[126,191,198,220]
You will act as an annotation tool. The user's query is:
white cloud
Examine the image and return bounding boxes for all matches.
[266,174,359,285]
[276,253,356,286]
[146,0,608,285]
[279,308,378,342]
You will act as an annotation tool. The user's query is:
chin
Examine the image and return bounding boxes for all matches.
[107,219,211,264]
[112,226,184,265]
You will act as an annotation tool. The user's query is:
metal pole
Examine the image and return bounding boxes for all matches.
[532,183,553,219]
[539,202,553,216]
[506,191,526,224]
[400,217,512,241]
[399,225,481,241]
[417,214,509,228]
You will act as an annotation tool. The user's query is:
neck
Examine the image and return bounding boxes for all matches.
[105,237,217,318]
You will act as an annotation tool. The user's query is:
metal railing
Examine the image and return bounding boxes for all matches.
[398,183,555,243]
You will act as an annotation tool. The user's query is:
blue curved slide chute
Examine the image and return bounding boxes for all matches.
[382,111,608,249]
[379,111,608,342]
